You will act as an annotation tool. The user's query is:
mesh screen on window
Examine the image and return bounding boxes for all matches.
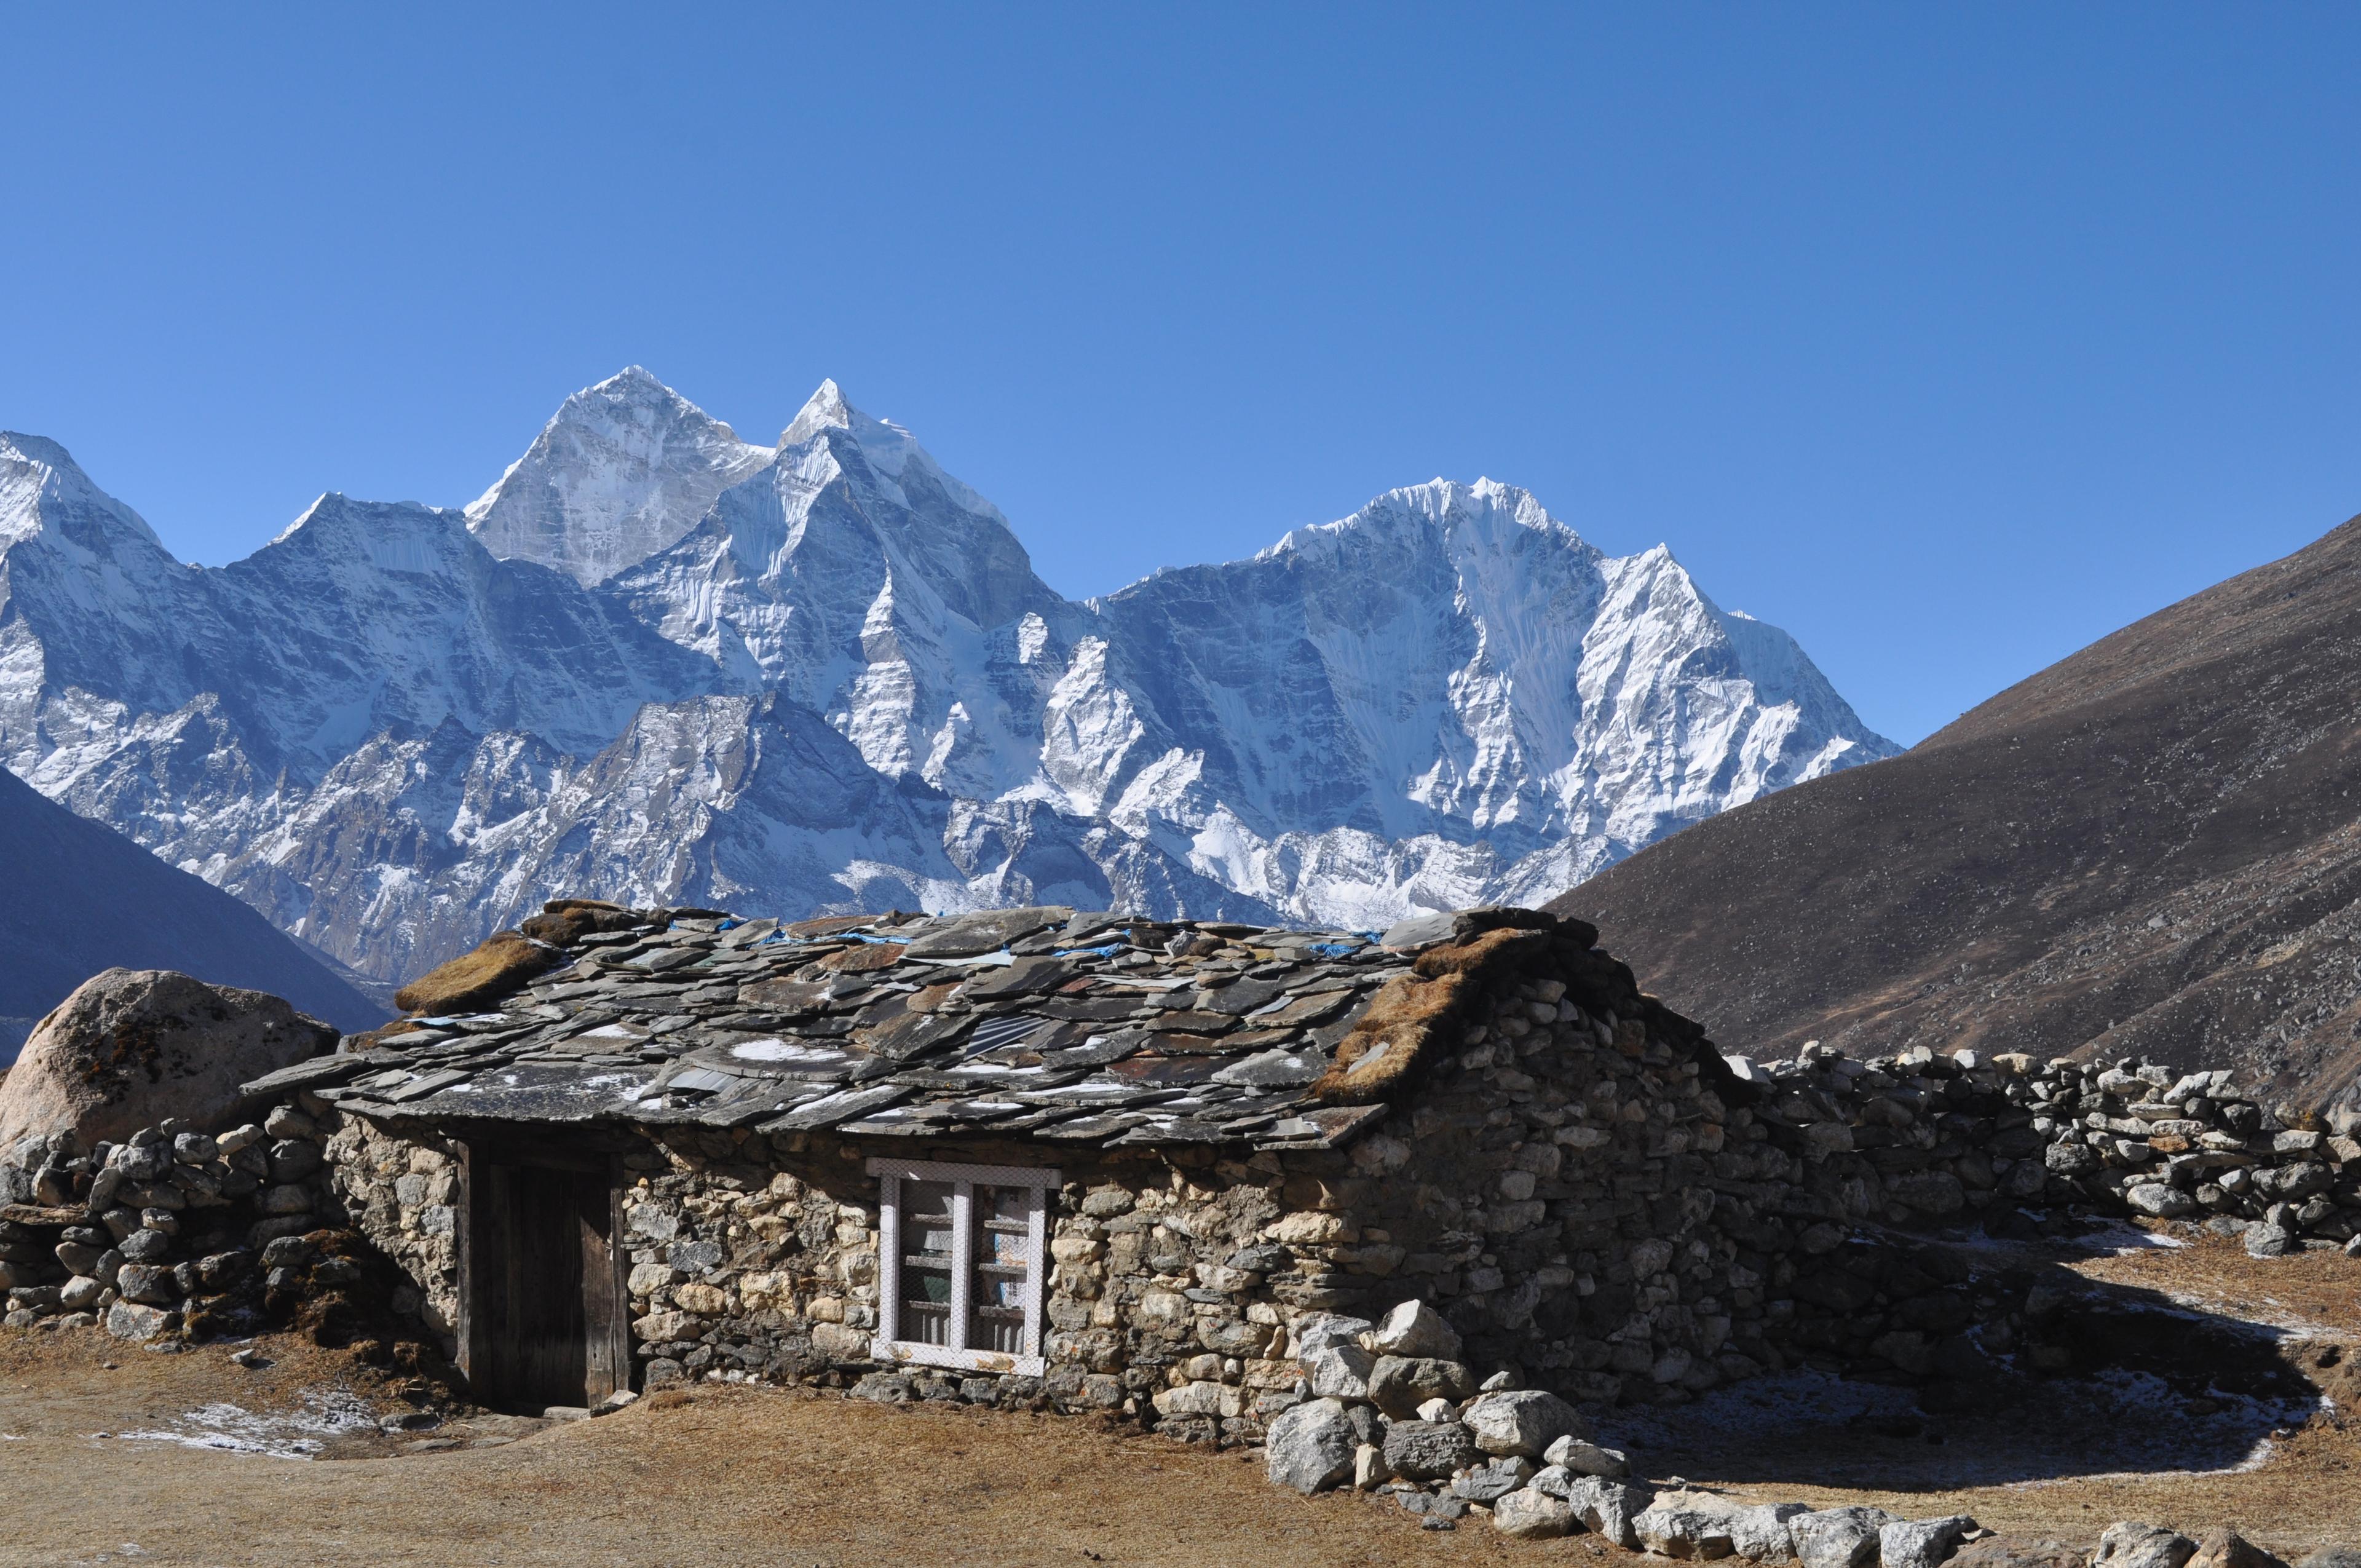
[970,1184,1030,1355]
[901,1179,957,1347]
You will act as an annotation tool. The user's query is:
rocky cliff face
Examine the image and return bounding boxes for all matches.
[1,372,1892,981]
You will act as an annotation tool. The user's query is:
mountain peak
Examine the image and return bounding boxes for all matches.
[1261,475,1581,566]
[270,493,337,545]
[464,370,773,587]
[0,430,78,471]
[268,491,463,555]
[772,382,1002,524]
[558,365,743,439]
[1,430,172,556]
[780,379,858,447]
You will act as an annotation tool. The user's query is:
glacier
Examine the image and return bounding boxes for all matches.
[0,370,1896,982]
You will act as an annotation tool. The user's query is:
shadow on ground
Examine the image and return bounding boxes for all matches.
[1601,1238,2333,1492]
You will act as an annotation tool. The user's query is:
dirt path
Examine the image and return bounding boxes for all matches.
[0,1231,2354,1567]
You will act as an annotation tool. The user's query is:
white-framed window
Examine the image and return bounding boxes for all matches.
[868,1157,1058,1377]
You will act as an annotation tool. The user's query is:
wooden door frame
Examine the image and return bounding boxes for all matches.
[456,1133,632,1404]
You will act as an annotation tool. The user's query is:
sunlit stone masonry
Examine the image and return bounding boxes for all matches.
[4,898,2355,1559]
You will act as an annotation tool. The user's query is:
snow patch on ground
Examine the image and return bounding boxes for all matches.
[2068,1219,2191,1253]
[111,1393,380,1460]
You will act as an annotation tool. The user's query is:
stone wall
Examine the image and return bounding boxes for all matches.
[0,1096,346,1341]
[1265,977,2361,1411]
[604,1124,1296,1430]
[320,1116,464,1358]
[533,973,2361,1434]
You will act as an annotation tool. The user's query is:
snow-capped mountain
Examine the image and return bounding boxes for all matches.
[0,372,1896,981]
[465,365,777,587]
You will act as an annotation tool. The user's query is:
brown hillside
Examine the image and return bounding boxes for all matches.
[1549,512,2361,1113]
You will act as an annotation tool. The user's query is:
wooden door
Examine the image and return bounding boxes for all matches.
[460,1147,627,1409]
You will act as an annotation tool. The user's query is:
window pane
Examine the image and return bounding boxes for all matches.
[902,1179,956,1346]
[970,1184,1031,1354]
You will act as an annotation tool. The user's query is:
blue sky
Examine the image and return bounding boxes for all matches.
[4,6,2356,745]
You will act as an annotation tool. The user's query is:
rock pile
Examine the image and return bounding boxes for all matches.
[1264,1315,2349,1568]
[0,1098,347,1342]
[1260,1294,1984,1553]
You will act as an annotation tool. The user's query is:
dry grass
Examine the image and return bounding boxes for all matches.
[0,1330,1592,1568]
[389,933,555,1016]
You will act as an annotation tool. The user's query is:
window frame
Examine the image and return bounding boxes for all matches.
[868,1156,1058,1377]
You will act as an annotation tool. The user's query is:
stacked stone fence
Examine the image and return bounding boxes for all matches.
[1731,1042,2361,1255]
[0,1091,432,1369]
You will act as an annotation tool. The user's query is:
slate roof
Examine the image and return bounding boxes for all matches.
[240,905,1495,1152]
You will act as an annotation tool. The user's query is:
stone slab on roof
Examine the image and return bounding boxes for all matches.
[248,902,1626,1152]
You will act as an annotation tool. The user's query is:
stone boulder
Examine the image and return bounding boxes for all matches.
[1305,1344,1374,1400]
[1492,1487,1575,1540]
[1461,1388,1587,1457]
[104,1300,174,1340]
[0,970,336,1147]
[1289,1312,1374,1359]
[2188,1532,2285,1568]
[1634,1491,1742,1558]
[1367,1354,1477,1418]
[1380,1419,1477,1481]
[1554,1476,1656,1550]
[2244,1224,2299,1259]
[1265,1398,1362,1494]
[2096,1526,2198,1568]
[1883,1518,1980,1568]
[1450,1456,1534,1502]
[1792,1507,1902,1568]
[1368,1298,1462,1360]
[1544,1435,1630,1477]
[2124,1182,2197,1219]
[1731,1503,1814,1561]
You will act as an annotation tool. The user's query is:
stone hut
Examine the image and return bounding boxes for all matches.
[235,900,1768,1423]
